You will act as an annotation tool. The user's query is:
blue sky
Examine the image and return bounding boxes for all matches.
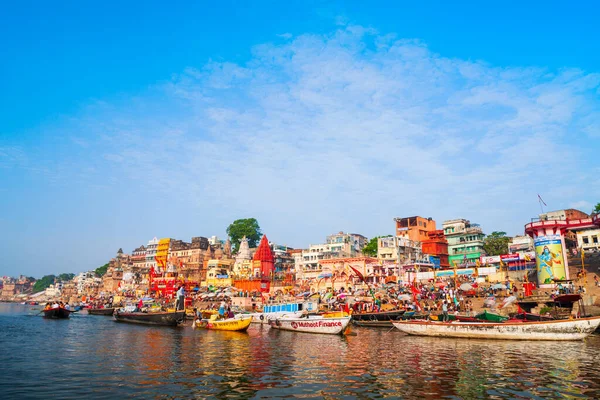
[1,1,599,277]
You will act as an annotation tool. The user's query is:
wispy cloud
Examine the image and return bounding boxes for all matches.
[8,25,600,247]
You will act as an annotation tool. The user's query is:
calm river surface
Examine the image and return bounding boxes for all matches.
[1,303,600,399]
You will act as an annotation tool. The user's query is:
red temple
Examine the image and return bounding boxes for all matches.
[253,235,274,277]
[422,230,450,269]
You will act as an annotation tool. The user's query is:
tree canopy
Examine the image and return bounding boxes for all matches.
[594,202,600,214]
[57,273,75,282]
[95,263,109,277]
[32,275,56,293]
[227,218,262,252]
[483,231,511,256]
[363,235,392,257]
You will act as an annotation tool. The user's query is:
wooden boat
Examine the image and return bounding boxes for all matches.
[114,310,185,326]
[392,316,600,341]
[511,312,555,322]
[88,307,115,316]
[351,309,406,322]
[43,307,71,319]
[269,315,351,335]
[475,310,508,322]
[353,320,393,328]
[192,315,252,332]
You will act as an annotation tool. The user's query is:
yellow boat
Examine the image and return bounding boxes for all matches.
[192,314,253,332]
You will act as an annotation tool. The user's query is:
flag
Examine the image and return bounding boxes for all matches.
[349,266,366,283]
[537,194,547,206]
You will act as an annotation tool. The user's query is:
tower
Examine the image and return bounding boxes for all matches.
[253,235,274,278]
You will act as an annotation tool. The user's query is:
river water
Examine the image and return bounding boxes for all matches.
[1,303,600,399]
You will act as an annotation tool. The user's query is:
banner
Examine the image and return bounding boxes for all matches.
[534,234,566,284]
[480,256,500,264]
[500,253,520,263]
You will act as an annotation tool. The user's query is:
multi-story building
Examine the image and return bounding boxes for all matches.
[131,245,146,272]
[422,230,450,269]
[188,236,210,282]
[394,216,437,244]
[145,237,159,271]
[325,232,368,253]
[377,236,423,265]
[539,209,589,221]
[575,228,600,252]
[508,235,534,254]
[298,240,357,276]
[443,219,485,267]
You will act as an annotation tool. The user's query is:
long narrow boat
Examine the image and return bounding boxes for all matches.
[192,316,252,332]
[43,307,71,319]
[392,316,600,341]
[114,310,185,326]
[269,316,351,335]
[88,307,115,316]
[351,309,406,322]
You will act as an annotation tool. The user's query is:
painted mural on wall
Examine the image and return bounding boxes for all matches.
[534,234,566,284]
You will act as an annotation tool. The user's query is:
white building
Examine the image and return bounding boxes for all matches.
[145,237,159,270]
[576,228,600,252]
[508,235,534,254]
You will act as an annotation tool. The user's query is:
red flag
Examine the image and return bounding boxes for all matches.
[349,266,366,283]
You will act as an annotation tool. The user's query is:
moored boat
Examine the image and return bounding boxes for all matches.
[88,308,115,316]
[43,307,71,319]
[269,315,351,335]
[351,309,406,322]
[192,315,252,332]
[392,316,600,341]
[250,300,319,324]
[114,310,185,326]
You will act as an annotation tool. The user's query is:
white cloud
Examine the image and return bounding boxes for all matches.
[12,25,600,246]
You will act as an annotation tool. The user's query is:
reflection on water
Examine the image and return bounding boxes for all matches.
[1,303,599,399]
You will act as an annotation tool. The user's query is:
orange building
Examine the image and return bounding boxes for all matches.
[422,230,450,269]
[394,216,437,243]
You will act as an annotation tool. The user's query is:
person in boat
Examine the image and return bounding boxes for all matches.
[44,302,52,310]
[218,301,226,318]
[64,303,71,311]
[227,306,234,319]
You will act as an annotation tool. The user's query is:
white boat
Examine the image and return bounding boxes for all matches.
[269,315,351,335]
[249,300,319,324]
[392,316,600,341]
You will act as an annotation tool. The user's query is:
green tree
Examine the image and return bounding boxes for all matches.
[95,263,109,277]
[227,218,262,252]
[57,273,75,282]
[32,275,56,293]
[593,202,600,214]
[363,235,391,257]
[483,231,511,256]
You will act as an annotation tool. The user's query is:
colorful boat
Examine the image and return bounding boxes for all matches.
[192,315,252,332]
[250,300,319,324]
[351,309,406,322]
[87,307,115,316]
[114,310,185,326]
[392,316,600,341]
[475,310,508,322]
[43,307,71,319]
[269,315,352,335]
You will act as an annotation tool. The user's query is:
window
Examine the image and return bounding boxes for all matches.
[593,236,598,244]
[583,237,589,244]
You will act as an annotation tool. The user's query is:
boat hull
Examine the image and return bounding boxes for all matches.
[114,311,185,326]
[352,310,406,322]
[353,320,393,328]
[393,316,600,341]
[43,308,71,319]
[193,317,252,332]
[88,308,115,316]
[269,316,351,335]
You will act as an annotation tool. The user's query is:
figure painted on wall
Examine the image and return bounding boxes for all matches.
[538,245,563,283]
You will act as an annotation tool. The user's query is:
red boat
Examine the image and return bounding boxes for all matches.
[43,307,71,319]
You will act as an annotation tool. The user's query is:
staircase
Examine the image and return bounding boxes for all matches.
[567,251,600,307]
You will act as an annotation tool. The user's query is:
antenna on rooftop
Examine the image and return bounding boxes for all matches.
[537,194,547,214]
